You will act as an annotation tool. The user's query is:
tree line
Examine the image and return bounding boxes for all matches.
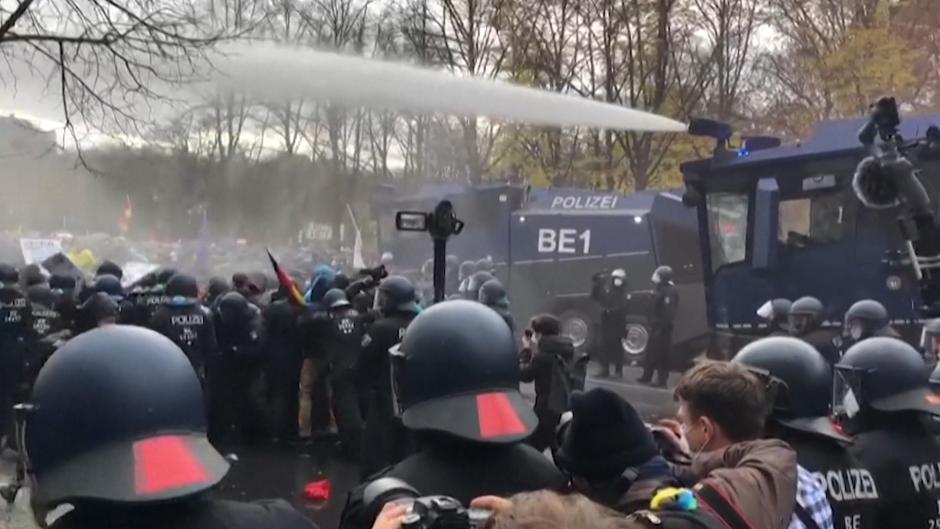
[2,0,939,240]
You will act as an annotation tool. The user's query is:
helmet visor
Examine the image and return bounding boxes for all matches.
[389,343,406,418]
[833,366,865,419]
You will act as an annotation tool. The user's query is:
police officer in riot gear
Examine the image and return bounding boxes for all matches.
[263,284,304,444]
[358,275,421,477]
[212,291,265,444]
[321,288,367,459]
[150,273,217,381]
[640,265,678,387]
[0,263,30,447]
[789,296,840,364]
[592,268,631,379]
[49,274,77,330]
[340,301,565,529]
[20,325,315,529]
[479,278,514,332]
[842,299,900,350]
[733,337,878,529]
[128,267,176,326]
[22,285,67,391]
[834,337,940,528]
[757,298,792,336]
[94,259,123,281]
[456,261,477,298]
[465,270,494,302]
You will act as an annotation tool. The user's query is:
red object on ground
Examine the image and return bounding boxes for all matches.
[304,479,332,502]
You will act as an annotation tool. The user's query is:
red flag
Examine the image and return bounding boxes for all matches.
[267,249,305,306]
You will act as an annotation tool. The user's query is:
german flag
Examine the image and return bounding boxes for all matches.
[266,249,305,306]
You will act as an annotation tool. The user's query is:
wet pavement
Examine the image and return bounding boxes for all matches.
[0,366,676,529]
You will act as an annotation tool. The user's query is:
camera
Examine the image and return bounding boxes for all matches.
[396,200,464,241]
[363,478,492,529]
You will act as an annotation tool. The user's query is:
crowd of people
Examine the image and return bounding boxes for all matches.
[3,252,940,529]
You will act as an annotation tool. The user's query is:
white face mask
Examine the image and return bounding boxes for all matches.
[613,278,623,287]
[756,301,774,320]
[850,323,864,341]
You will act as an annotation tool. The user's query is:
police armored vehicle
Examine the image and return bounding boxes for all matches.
[681,99,940,356]
[378,184,709,369]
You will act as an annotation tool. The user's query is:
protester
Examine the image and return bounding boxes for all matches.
[664,361,802,529]
[519,314,574,452]
[554,388,677,513]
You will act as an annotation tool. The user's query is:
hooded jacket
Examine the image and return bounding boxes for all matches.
[520,334,574,416]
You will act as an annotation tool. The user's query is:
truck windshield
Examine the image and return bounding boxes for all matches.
[778,192,846,248]
[706,192,748,268]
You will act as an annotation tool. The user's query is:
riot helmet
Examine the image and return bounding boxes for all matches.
[155,267,178,286]
[378,276,419,313]
[446,254,459,270]
[476,256,494,273]
[610,268,627,288]
[24,326,229,508]
[323,288,351,309]
[80,292,120,326]
[95,260,123,280]
[843,299,889,341]
[26,284,54,308]
[216,291,253,326]
[21,264,46,287]
[733,337,849,441]
[789,296,824,335]
[466,271,495,300]
[834,337,938,418]
[165,273,199,299]
[0,263,19,285]
[333,272,350,291]
[651,265,673,285]
[458,261,477,282]
[390,300,536,442]
[49,274,75,292]
[93,274,125,300]
[207,276,230,304]
[478,279,509,309]
[757,298,792,327]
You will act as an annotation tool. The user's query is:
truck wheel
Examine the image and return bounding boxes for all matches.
[622,321,650,359]
[560,310,590,350]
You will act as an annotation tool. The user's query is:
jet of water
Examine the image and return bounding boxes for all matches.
[210,42,687,133]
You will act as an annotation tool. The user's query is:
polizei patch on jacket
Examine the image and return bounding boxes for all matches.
[171,314,204,326]
[812,469,879,501]
[909,462,940,493]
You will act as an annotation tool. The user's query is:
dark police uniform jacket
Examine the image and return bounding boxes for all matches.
[340,439,566,529]
[846,413,940,529]
[49,498,317,529]
[782,429,879,529]
[151,298,217,377]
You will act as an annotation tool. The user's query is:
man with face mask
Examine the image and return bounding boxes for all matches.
[639,266,678,387]
[789,296,839,365]
[757,298,792,336]
[666,361,800,529]
[834,337,940,529]
[591,268,631,379]
[841,299,899,352]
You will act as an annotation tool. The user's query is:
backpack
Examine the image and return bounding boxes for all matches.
[628,483,757,529]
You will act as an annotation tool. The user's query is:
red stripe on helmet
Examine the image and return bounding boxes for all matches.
[477,392,526,439]
[134,435,209,495]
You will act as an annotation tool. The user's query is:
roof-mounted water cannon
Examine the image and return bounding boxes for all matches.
[688,118,734,157]
[853,96,940,316]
